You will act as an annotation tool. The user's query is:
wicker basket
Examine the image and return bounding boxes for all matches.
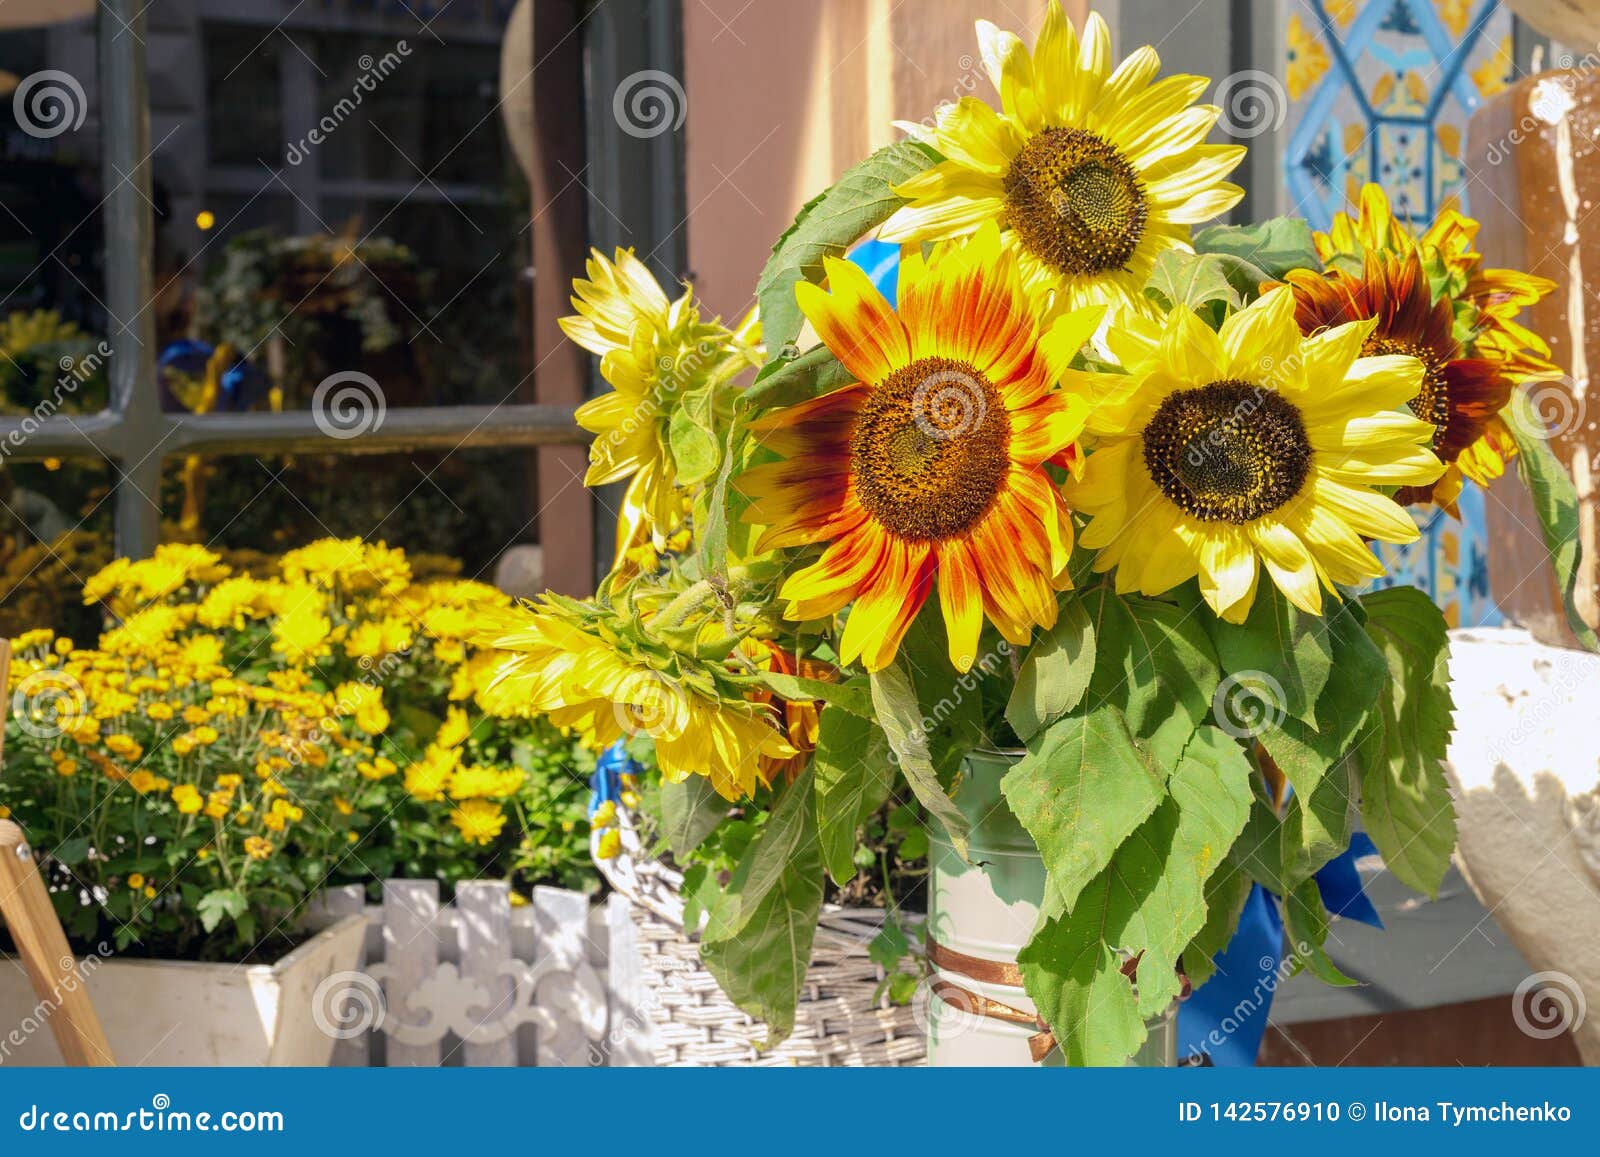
[596,807,926,1067]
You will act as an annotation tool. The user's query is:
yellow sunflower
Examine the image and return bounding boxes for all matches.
[1066,287,1444,622]
[737,222,1103,673]
[473,601,794,801]
[880,2,1245,317]
[1314,183,1561,486]
[560,248,759,564]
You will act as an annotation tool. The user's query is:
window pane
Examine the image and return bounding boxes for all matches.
[203,25,284,168]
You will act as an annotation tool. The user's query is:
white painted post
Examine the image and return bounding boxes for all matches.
[456,881,517,1067]
[604,892,655,1066]
[382,879,441,1067]
[318,885,371,1067]
[532,886,601,1066]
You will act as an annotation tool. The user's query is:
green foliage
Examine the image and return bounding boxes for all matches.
[812,701,895,885]
[1143,251,1242,324]
[754,141,939,358]
[1503,389,1600,650]
[1002,705,1163,916]
[869,657,970,861]
[1355,586,1458,898]
[700,766,825,1047]
[1193,216,1324,280]
[1019,727,1253,1064]
[1005,596,1095,741]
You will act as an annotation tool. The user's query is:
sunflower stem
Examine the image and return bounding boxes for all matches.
[657,578,717,630]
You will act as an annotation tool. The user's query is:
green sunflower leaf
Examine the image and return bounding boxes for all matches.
[1355,585,1458,899]
[659,775,727,859]
[1284,878,1358,986]
[1206,587,1329,727]
[1006,596,1096,741]
[1081,587,1219,768]
[870,657,970,861]
[1503,388,1600,651]
[1193,216,1323,280]
[1019,726,1254,1064]
[1001,704,1164,916]
[754,139,939,360]
[699,765,825,1048]
[1143,250,1242,313]
[812,701,895,886]
[1184,855,1253,990]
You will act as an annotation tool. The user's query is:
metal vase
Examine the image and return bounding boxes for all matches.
[926,748,1177,1066]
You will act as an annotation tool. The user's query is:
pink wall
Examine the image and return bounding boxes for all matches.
[680,0,1065,322]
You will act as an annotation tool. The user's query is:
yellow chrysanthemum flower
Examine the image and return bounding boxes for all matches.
[1066,287,1444,622]
[880,2,1244,318]
[450,799,508,846]
[475,600,794,801]
[739,223,1100,672]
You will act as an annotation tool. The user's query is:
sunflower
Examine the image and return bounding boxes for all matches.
[879,2,1245,317]
[1314,183,1561,486]
[473,600,794,801]
[1065,287,1444,622]
[560,248,759,565]
[1283,250,1512,510]
[744,640,831,784]
[736,222,1102,673]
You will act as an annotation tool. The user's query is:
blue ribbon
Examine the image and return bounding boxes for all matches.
[156,340,266,413]
[589,741,639,816]
[1178,834,1383,1065]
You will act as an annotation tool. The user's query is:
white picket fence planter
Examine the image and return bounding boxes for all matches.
[303,881,655,1067]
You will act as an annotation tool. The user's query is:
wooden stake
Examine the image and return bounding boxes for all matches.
[0,640,115,1065]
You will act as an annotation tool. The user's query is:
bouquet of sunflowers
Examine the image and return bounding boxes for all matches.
[478,2,1588,1064]
[0,540,596,962]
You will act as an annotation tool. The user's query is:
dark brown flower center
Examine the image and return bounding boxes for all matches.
[1003,127,1147,277]
[1142,380,1312,524]
[851,356,1010,540]
[1366,335,1450,448]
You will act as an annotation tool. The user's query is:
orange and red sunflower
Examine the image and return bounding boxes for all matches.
[1283,249,1511,509]
[1311,183,1561,497]
[735,223,1100,673]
